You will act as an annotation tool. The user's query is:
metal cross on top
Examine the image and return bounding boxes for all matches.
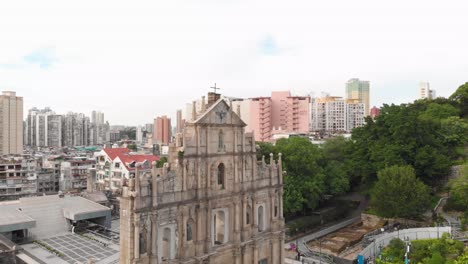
[211,83,221,94]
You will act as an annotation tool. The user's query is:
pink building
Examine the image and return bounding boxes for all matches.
[233,91,310,142]
[153,115,171,145]
[370,106,380,119]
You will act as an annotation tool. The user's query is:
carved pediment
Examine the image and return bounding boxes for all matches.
[194,99,246,127]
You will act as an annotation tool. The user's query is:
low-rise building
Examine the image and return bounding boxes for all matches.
[94,148,159,192]
[37,168,59,194]
[60,159,95,191]
[0,156,37,200]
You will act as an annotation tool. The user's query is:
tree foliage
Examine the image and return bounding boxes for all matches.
[378,234,464,264]
[447,163,468,211]
[156,156,168,168]
[256,136,355,217]
[349,94,466,186]
[449,82,468,117]
[370,165,431,218]
[127,144,137,151]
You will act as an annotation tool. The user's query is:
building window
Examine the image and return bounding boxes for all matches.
[258,205,265,232]
[186,220,194,241]
[139,231,147,255]
[259,259,268,264]
[218,130,224,151]
[246,205,251,225]
[217,163,225,189]
[213,210,227,245]
[274,197,279,218]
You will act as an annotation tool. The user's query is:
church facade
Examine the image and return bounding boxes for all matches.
[119,94,285,264]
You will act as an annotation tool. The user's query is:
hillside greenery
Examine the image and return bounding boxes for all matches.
[258,82,468,219]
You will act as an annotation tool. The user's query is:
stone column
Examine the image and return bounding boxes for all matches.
[179,209,186,258]
[242,246,248,264]
[252,199,258,234]
[182,160,187,191]
[253,244,258,264]
[196,205,203,256]
[134,215,140,261]
[279,237,285,264]
[279,190,284,221]
[234,201,240,243]
[205,204,212,253]
[270,191,275,225]
[150,213,157,262]
[234,247,242,264]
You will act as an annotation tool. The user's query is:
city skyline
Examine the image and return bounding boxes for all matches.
[1,1,467,125]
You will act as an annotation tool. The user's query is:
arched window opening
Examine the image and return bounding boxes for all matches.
[186,220,194,241]
[139,230,147,255]
[258,206,265,232]
[217,163,225,189]
[274,197,279,218]
[218,130,224,152]
[246,205,251,225]
[213,211,226,245]
[161,228,171,260]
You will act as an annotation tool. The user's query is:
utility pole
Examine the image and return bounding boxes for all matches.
[404,236,411,264]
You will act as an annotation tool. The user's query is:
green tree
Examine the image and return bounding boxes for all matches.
[449,82,468,117]
[156,156,168,168]
[381,238,405,261]
[127,144,137,151]
[321,136,351,195]
[348,100,458,186]
[448,164,468,211]
[256,142,276,163]
[275,137,326,215]
[371,165,431,218]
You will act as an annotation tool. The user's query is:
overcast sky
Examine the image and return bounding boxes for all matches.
[1,0,467,125]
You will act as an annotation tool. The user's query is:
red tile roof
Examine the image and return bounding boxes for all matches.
[103,148,159,170]
[103,148,130,160]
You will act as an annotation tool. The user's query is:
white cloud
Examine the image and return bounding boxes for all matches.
[0,0,467,124]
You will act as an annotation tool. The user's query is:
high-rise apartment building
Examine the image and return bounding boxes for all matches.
[26,107,63,148]
[90,111,108,145]
[346,78,370,115]
[231,91,310,142]
[311,96,365,132]
[153,115,171,144]
[62,112,91,147]
[0,91,23,155]
[419,82,436,99]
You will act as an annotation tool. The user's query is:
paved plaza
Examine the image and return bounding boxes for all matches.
[37,234,118,264]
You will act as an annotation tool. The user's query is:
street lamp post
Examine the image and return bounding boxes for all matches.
[404,237,411,264]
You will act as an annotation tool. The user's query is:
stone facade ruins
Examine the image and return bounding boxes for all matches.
[119,95,285,263]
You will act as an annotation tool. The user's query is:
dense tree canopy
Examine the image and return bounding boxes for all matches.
[257,137,354,217]
[349,96,466,186]
[257,83,467,219]
[371,165,431,218]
